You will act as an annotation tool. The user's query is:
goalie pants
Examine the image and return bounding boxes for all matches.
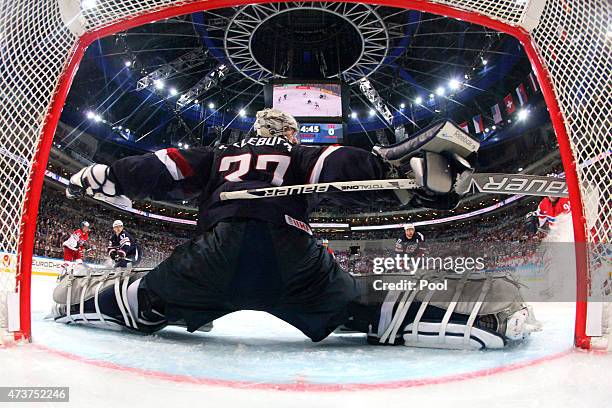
[140,219,360,341]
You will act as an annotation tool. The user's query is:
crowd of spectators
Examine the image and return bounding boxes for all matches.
[35,181,548,275]
[320,200,547,275]
[35,185,194,268]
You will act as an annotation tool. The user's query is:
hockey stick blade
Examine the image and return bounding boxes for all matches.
[219,173,567,201]
[455,173,568,198]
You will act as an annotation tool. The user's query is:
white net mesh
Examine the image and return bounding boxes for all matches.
[0,0,78,335]
[0,0,609,343]
[531,0,611,298]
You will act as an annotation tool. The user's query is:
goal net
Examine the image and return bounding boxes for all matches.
[0,0,609,347]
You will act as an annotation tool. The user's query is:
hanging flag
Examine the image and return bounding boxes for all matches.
[528,72,539,93]
[516,83,528,106]
[472,114,484,133]
[491,103,503,124]
[459,121,469,133]
[504,94,516,114]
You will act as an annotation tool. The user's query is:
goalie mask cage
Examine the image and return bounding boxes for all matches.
[0,0,609,348]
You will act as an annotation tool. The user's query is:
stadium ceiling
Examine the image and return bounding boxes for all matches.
[60,4,532,149]
[224,2,388,84]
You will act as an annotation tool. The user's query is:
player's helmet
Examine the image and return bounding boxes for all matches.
[81,221,90,230]
[112,220,123,228]
[254,108,299,143]
[404,223,415,230]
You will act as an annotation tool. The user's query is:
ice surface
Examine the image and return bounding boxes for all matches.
[272,86,341,117]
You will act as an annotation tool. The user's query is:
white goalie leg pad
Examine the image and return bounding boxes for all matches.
[51,267,146,330]
[374,272,539,349]
[402,322,505,349]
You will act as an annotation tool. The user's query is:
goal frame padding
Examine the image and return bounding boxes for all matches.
[14,0,591,347]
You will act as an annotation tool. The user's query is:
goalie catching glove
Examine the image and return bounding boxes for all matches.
[373,120,479,210]
[66,164,132,208]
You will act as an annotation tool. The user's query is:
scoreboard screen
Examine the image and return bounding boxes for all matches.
[272,83,343,118]
[298,123,343,144]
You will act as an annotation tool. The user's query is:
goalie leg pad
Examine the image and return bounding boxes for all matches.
[353,272,540,349]
[51,267,167,333]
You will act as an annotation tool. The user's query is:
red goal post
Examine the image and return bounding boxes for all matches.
[0,0,608,348]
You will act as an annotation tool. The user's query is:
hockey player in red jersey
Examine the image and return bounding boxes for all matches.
[52,111,539,349]
[62,221,91,262]
[536,195,571,230]
[526,172,571,235]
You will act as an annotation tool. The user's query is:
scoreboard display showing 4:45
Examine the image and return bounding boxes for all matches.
[298,123,344,144]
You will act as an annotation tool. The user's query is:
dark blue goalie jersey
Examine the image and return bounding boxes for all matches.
[109,137,397,234]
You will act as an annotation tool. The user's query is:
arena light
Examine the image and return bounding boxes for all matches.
[435,86,445,96]
[124,61,131,67]
[414,96,423,105]
[239,109,246,117]
[518,109,529,121]
[485,127,490,133]
[81,0,97,10]
[184,144,189,149]
[448,79,461,90]
[153,79,165,90]
[492,125,496,130]
[178,142,183,147]
[93,114,102,122]
[399,103,406,109]
[369,108,376,116]
[85,111,95,119]
[208,102,215,109]
[428,93,434,99]
[350,112,357,119]
[482,58,488,66]
[169,87,178,97]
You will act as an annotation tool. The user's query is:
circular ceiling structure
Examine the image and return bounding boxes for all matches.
[224,2,389,84]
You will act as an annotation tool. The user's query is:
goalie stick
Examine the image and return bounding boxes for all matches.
[219,173,568,201]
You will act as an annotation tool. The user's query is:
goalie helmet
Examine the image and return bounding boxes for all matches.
[254,108,299,144]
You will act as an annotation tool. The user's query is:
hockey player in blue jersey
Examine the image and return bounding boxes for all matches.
[108,220,141,268]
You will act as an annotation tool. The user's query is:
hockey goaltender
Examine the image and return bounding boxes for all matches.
[52,109,540,350]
